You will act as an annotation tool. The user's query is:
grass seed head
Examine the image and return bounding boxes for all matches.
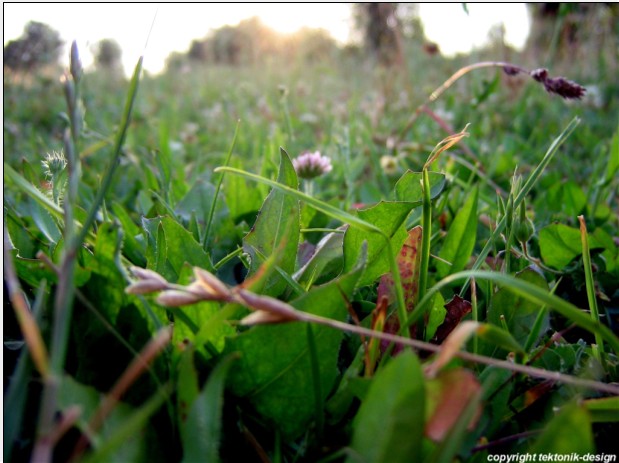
[530,68,586,100]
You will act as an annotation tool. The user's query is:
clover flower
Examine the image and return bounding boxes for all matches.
[292,151,333,180]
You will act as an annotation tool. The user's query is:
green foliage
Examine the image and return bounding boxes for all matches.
[3,24,619,463]
[347,351,425,463]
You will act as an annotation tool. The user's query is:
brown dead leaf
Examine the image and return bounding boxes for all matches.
[425,368,482,442]
[433,294,472,344]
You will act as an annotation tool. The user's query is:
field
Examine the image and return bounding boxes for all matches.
[4,30,619,463]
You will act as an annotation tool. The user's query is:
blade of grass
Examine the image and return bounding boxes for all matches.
[460,117,580,296]
[578,215,605,360]
[414,270,619,354]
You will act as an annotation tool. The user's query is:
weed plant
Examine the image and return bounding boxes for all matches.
[4,36,619,463]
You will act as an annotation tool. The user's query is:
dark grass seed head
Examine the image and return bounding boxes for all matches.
[530,68,586,100]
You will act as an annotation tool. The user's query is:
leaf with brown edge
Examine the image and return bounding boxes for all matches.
[377,226,423,353]
[433,294,472,344]
[425,368,482,442]
[377,226,423,309]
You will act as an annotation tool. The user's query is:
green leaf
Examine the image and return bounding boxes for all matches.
[182,354,238,463]
[347,351,425,463]
[475,323,524,354]
[176,348,200,442]
[111,202,146,267]
[142,215,213,281]
[294,229,344,288]
[583,396,619,423]
[437,187,478,278]
[487,267,549,347]
[224,157,264,222]
[26,197,62,243]
[83,385,172,463]
[546,181,587,216]
[225,253,365,440]
[606,128,618,184]
[539,223,603,269]
[58,375,159,462]
[343,201,413,287]
[530,402,593,454]
[243,147,300,296]
[393,170,446,203]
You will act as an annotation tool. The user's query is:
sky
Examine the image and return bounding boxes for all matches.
[3,3,531,75]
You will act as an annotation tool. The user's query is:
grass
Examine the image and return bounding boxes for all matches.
[3,34,619,463]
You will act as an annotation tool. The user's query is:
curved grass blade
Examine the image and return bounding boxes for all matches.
[459,117,580,296]
[412,270,619,354]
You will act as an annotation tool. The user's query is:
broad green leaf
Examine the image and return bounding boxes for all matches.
[546,181,587,216]
[487,267,548,347]
[26,197,61,243]
[225,252,365,440]
[294,229,344,288]
[343,201,413,287]
[182,354,238,463]
[437,187,478,278]
[347,351,425,463]
[142,215,213,282]
[530,402,593,454]
[243,147,300,296]
[539,223,603,270]
[175,178,217,225]
[394,170,446,203]
[224,156,265,223]
[58,376,153,462]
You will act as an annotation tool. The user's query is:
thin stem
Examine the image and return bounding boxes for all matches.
[396,62,528,142]
[289,310,619,395]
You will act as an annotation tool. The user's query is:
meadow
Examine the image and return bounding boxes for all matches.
[4,31,619,463]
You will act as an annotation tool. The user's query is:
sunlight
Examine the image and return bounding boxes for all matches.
[3,3,531,75]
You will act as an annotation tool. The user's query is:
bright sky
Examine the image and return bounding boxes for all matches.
[3,3,531,75]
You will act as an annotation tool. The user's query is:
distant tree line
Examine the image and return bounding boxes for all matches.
[165,17,340,71]
[4,21,64,72]
[5,5,616,77]
[4,21,124,75]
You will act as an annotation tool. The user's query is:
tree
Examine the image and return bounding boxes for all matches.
[353,3,404,67]
[93,38,123,71]
[3,21,64,72]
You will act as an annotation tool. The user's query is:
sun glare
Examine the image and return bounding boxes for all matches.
[4,3,530,75]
